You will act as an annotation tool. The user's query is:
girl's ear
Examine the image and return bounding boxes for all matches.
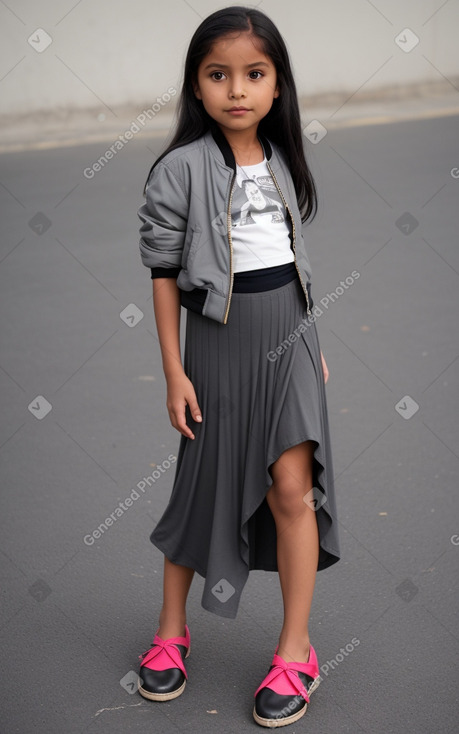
[193,80,202,100]
[273,84,280,99]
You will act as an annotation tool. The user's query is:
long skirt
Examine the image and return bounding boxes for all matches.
[150,276,340,619]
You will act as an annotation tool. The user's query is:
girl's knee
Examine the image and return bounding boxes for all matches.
[268,478,309,518]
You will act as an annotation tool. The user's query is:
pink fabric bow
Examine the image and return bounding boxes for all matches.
[254,652,313,701]
[139,636,188,678]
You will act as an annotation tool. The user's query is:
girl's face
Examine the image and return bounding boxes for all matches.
[193,31,279,138]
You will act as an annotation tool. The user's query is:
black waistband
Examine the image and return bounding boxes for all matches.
[232,261,298,293]
[179,262,313,315]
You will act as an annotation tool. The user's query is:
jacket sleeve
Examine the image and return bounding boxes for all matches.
[137,162,189,279]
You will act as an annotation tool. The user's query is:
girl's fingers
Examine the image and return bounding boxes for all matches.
[169,400,201,439]
[167,383,202,439]
[187,395,202,423]
[172,408,195,439]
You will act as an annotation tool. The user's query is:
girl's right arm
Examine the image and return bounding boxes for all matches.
[153,278,202,440]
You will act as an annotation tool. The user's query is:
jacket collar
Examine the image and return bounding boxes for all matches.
[208,122,273,171]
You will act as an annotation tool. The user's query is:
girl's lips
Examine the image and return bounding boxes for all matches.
[227,108,250,115]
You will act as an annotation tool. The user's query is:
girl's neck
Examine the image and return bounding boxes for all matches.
[218,126,264,166]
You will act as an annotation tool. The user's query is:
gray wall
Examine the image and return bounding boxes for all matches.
[1,0,458,117]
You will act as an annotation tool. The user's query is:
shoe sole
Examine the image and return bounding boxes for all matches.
[138,643,190,702]
[252,675,321,728]
[138,678,186,701]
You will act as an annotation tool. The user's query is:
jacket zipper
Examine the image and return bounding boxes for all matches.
[266,161,312,316]
[223,171,236,324]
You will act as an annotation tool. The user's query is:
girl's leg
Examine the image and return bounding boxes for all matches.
[266,440,319,663]
[157,556,195,639]
[138,557,194,702]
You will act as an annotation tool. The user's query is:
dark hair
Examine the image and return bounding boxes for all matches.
[144,6,317,222]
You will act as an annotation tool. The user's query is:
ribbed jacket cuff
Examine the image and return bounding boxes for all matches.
[150,267,181,279]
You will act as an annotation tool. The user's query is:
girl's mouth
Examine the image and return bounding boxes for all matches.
[227,107,250,115]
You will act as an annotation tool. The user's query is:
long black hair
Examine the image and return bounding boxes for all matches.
[144,6,317,222]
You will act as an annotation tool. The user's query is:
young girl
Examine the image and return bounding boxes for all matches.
[136,6,340,727]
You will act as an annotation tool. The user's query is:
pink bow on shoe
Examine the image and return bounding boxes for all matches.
[139,632,188,678]
[254,646,320,702]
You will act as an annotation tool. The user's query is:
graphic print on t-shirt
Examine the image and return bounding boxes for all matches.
[232,165,286,228]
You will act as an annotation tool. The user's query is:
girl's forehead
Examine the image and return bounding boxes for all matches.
[204,31,270,61]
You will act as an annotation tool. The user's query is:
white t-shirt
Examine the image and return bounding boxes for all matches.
[230,158,295,273]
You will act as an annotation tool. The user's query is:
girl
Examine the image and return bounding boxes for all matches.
[136,6,340,728]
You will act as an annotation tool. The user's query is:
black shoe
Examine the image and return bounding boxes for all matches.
[253,645,321,727]
[138,625,190,701]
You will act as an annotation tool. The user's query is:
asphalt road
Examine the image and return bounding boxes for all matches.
[1,112,458,734]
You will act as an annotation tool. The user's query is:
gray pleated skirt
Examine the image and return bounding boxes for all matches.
[150,276,340,618]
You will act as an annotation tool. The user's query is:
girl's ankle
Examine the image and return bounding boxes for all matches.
[277,636,310,663]
[157,611,187,639]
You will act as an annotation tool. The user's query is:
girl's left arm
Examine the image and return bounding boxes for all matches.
[320,350,329,384]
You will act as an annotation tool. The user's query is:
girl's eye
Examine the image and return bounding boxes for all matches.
[209,70,264,81]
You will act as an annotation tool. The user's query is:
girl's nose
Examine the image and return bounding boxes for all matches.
[229,78,247,99]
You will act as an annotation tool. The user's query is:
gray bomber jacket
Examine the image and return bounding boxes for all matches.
[138,125,313,324]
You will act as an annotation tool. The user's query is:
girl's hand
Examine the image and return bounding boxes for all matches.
[166,371,202,439]
[320,350,329,384]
